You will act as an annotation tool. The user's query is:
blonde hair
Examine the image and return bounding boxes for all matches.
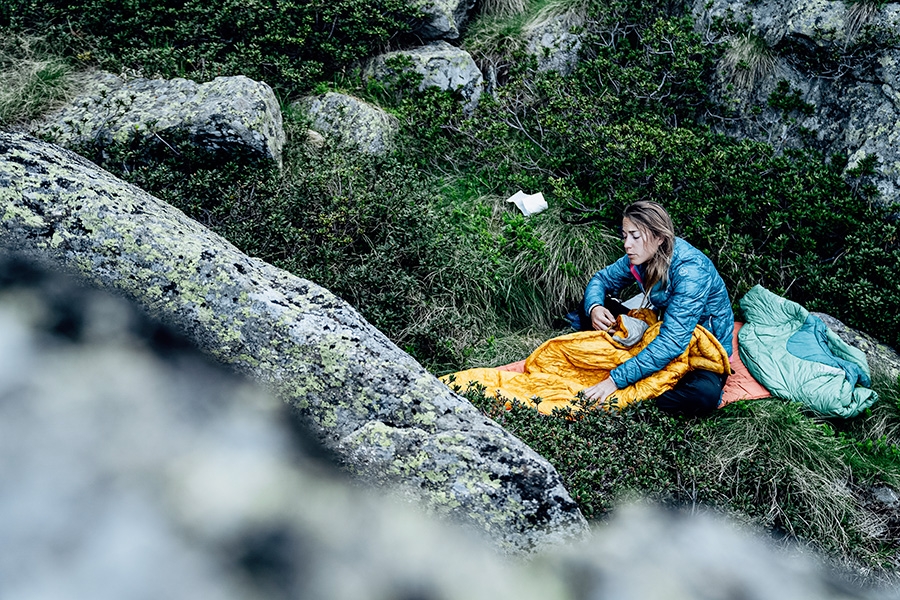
[623,201,675,293]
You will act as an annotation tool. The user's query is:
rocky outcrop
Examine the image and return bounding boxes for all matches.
[410,0,476,40]
[0,131,587,554]
[523,12,584,76]
[367,41,484,113]
[814,312,900,381]
[31,71,284,166]
[693,0,900,207]
[0,256,884,598]
[299,92,399,155]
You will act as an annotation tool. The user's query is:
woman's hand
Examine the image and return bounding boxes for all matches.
[590,305,615,330]
[583,376,618,404]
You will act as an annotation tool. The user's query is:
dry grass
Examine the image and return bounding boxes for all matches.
[845,0,881,44]
[479,0,528,18]
[522,0,589,34]
[0,35,80,128]
[466,0,591,71]
[855,377,900,447]
[490,196,618,329]
[719,33,776,92]
[708,400,879,553]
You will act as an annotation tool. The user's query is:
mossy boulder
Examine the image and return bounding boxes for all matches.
[31,71,285,167]
[299,92,399,155]
[0,131,587,554]
[409,0,476,40]
[367,41,484,114]
[523,13,584,76]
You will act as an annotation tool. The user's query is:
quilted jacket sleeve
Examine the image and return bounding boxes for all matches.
[609,255,713,388]
[583,255,636,317]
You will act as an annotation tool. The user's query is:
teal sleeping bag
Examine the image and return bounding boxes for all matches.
[738,285,878,417]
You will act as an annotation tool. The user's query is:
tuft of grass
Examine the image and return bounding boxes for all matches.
[465,0,590,77]
[464,11,531,75]
[521,0,589,35]
[479,0,528,18]
[0,35,80,128]
[719,33,776,91]
[858,377,900,448]
[835,375,900,489]
[502,200,618,328]
[704,400,867,552]
[845,0,884,44]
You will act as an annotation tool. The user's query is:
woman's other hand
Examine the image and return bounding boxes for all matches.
[583,376,617,404]
[590,305,615,330]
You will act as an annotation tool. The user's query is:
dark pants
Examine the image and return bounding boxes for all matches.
[655,370,727,417]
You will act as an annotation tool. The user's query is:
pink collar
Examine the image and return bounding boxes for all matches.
[629,264,643,287]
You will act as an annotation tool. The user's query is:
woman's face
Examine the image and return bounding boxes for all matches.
[622,217,661,266]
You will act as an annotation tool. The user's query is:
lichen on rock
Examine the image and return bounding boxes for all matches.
[408,0,476,40]
[299,92,399,155]
[367,41,484,114]
[31,71,285,167]
[523,11,584,76]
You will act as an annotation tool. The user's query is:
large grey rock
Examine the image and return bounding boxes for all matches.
[410,0,476,40]
[0,131,587,554]
[32,71,284,166]
[523,12,584,76]
[813,312,900,381]
[299,92,399,155]
[368,41,484,114]
[693,0,900,207]
[0,255,887,599]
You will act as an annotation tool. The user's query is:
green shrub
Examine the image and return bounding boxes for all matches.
[460,383,703,518]
[803,217,900,349]
[0,0,422,97]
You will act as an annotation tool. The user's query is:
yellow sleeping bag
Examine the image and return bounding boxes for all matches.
[442,309,730,415]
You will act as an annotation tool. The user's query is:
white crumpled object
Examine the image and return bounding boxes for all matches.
[506,190,547,216]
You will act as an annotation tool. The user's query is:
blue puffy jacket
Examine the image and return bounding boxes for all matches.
[583,237,734,388]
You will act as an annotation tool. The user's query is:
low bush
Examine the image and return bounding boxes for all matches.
[0,0,422,97]
[459,382,702,519]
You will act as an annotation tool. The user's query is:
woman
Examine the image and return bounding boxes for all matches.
[582,201,734,416]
